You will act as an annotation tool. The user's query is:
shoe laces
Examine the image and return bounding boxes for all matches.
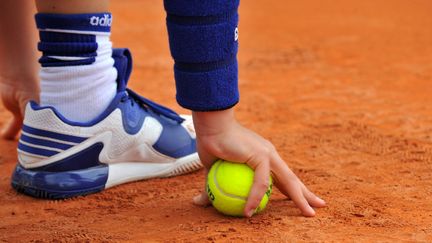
[120,89,185,123]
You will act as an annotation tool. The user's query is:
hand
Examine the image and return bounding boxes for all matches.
[192,108,326,217]
[0,0,39,140]
[0,79,39,140]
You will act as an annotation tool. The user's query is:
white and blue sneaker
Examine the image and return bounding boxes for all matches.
[11,49,202,199]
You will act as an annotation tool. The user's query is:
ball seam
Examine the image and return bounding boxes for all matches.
[213,161,247,201]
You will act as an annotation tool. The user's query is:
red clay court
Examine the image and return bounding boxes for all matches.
[1,0,432,241]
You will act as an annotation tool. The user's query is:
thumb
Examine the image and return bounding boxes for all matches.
[192,168,212,207]
[193,189,211,206]
[193,140,218,206]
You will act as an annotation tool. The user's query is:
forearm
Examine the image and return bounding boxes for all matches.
[0,0,38,84]
[164,0,240,112]
[192,109,237,137]
[35,0,109,14]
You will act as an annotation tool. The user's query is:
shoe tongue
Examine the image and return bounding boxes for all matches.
[112,48,185,124]
[112,48,133,91]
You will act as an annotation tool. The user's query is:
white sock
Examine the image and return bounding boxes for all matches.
[36,13,117,122]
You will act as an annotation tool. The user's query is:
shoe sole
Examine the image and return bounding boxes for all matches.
[11,153,202,199]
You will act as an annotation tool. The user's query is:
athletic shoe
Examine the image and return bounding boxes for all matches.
[11,48,202,199]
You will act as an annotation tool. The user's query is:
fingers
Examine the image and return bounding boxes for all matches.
[1,115,22,140]
[272,154,319,217]
[244,160,270,217]
[277,178,316,217]
[300,182,326,208]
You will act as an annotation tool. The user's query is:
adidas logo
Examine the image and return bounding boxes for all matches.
[90,14,112,27]
[234,27,239,41]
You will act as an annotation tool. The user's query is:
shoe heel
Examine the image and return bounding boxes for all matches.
[11,164,109,199]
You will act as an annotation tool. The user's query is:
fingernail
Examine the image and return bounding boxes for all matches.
[307,207,316,217]
[317,197,326,205]
[246,209,254,218]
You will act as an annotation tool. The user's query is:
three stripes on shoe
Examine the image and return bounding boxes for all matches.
[18,125,88,158]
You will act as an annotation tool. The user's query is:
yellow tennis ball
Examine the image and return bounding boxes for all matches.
[206,160,272,217]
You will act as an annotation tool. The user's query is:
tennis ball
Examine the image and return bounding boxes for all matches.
[206,160,272,217]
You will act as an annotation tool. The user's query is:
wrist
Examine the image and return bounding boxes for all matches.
[192,108,237,137]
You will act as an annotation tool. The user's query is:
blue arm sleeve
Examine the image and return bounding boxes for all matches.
[164,0,240,111]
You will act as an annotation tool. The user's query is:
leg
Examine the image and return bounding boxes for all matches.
[35,0,117,122]
[0,0,39,139]
[36,0,109,13]
[0,0,110,139]
[12,0,201,199]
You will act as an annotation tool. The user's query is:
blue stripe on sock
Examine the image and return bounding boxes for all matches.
[20,134,74,151]
[39,56,96,67]
[39,32,96,43]
[38,42,98,57]
[18,142,59,157]
[22,125,87,144]
[38,32,98,67]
